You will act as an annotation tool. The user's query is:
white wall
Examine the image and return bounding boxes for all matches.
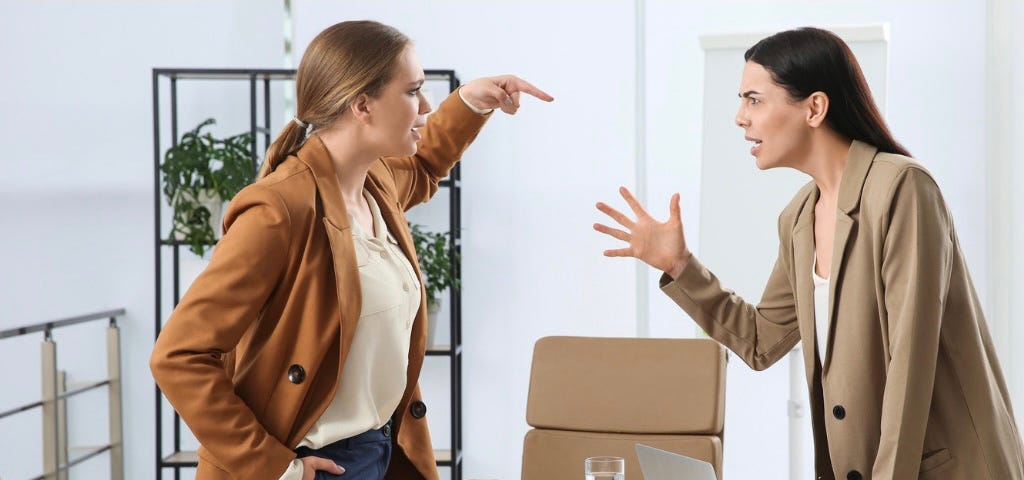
[1,1,1018,480]
[1008,0,1024,419]
[0,1,282,479]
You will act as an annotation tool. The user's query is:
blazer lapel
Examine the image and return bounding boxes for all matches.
[792,188,819,386]
[295,136,362,360]
[821,140,878,374]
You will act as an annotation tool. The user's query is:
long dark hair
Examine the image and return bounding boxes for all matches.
[745,27,910,157]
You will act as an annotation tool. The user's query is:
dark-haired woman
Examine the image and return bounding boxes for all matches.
[595,27,1023,480]
[151,20,552,480]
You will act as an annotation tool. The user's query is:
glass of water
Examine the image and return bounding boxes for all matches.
[585,456,624,480]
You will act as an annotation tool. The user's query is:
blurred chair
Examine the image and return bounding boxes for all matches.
[521,336,727,480]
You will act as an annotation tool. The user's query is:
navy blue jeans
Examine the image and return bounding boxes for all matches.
[295,420,393,480]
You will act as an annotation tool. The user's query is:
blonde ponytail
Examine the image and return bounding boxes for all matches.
[259,120,309,179]
[259,20,410,180]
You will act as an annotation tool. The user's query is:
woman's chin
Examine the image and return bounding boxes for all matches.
[754,154,781,170]
[382,144,418,158]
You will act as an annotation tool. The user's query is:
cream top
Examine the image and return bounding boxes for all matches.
[813,254,831,362]
[281,190,420,479]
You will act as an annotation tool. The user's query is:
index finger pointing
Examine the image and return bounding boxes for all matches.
[507,77,554,102]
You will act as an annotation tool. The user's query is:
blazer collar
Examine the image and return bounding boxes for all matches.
[295,135,351,229]
[294,135,420,271]
[837,140,878,214]
[791,139,877,234]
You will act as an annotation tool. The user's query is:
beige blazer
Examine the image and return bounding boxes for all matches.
[662,141,1024,480]
[150,91,488,480]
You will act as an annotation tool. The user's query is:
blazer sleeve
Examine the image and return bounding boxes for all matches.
[659,216,801,371]
[379,88,490,211]
[871,167,954,479]
[150,184,297,479]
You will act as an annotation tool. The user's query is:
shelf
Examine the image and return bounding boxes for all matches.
[161,449,457,467]
[426,344,462,356]
[435,449,452,465]
[160,239,218,247]
[154,68,296,81]
[161,450,198,467]
[435,448,462,466]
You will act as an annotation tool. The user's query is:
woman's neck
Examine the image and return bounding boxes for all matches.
[802,131,852,201]
[314,127,377,206]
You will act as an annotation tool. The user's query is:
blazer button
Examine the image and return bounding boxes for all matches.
[847,470,862,480]
[833,405,846,420]
[287,364,306,384]
[410,400,427,419]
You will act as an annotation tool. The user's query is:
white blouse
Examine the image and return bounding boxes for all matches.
[280,190,421,480]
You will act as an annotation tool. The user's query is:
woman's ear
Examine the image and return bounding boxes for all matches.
[350,93,372,124]
[806,91,829,128]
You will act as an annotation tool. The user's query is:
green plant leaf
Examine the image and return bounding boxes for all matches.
[161,118,255,256]
[408,223,460,302]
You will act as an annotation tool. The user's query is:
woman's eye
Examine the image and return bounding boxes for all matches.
[748,97,761,105]
[409,88,421,96]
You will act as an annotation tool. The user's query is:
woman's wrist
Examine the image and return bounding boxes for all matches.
[667,250,692,280]
[458,86,494,115]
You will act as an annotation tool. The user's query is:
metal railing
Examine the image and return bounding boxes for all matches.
[0,309,126,480]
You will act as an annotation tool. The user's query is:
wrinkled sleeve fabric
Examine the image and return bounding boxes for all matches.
[380,88,489,211]
[660,217,800,370]
[872,168,953,479]
[150,184,297,479]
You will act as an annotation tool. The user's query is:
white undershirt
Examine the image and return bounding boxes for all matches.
[812,253,831,362]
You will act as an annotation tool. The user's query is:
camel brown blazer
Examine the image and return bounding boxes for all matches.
[662,141,1024,480]
[150,92,488,480]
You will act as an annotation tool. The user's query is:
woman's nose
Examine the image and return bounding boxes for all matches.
[735,106,748,128]
[418,91,432,115]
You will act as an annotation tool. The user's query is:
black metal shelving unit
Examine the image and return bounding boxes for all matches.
[153,67,465,480]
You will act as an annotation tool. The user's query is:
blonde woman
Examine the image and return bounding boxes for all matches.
[151,20,552,480]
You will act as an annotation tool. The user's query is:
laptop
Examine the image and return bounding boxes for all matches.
[635,444,717,480]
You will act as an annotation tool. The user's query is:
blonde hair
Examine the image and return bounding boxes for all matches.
[259,20,411,179]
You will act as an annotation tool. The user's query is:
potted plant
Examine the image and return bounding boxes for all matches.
[409,223,459,346]
[161,118,254,256]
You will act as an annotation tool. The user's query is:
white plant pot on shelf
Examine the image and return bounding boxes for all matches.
[171,189,225,241]
[426,296,442,348]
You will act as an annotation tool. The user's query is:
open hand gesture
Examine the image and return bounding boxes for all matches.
[594,187,692,279]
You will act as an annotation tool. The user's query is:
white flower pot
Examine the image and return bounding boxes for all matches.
[171,189,224,240]
[426,296,442,347]
[197,190,224,239]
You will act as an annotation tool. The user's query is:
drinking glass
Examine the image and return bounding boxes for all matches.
[585,456,624,480]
